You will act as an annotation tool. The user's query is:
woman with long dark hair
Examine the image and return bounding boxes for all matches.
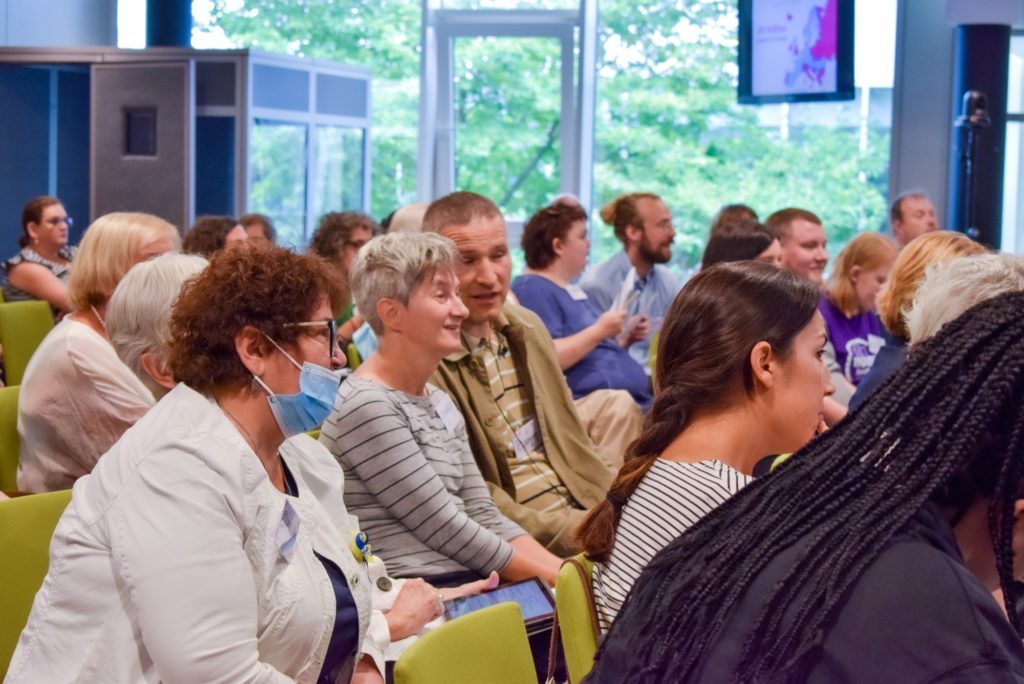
[576,261,834,630]
[587,291,1024,683]
[2,195,76,314]
[700,218,782,270]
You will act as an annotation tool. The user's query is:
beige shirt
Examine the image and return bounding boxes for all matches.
[16,317,155,492]
[462,327,576,514]
[431,304,615,555]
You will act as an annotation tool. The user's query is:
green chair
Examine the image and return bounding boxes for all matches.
[555,554,601,683]
[0,301,54,386]
[648,331,659,393]
[394,602,536,684]
[0,386,19,492]
[0,489,72,679]
[345,342,362,370]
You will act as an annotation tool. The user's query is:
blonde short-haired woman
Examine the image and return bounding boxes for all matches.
[16,212,179,492]
[850,231,986,409]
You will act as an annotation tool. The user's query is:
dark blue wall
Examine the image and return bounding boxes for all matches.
[195,116,236,218]
[0,67,51,256]
[0,66,90,254]
[56,69,90,243]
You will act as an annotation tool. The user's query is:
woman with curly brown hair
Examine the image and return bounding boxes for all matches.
[309,211,380,347]
[8,245,436,684]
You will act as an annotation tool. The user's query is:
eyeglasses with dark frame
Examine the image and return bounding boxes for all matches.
[284,320,338,357]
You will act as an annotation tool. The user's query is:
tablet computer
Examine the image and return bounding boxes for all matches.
[443,577,555,633]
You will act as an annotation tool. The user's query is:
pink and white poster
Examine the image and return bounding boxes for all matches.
[751,0,838,97]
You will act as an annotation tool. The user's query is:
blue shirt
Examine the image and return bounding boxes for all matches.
[283,463,360,684]
[579,251,680,366]
[511,273,652,409]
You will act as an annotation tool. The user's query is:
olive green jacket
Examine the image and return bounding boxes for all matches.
[430,303,616,556]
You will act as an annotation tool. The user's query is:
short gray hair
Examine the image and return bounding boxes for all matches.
[907,252,1024,345]
[349,232,459,334]
[107,253,208,395]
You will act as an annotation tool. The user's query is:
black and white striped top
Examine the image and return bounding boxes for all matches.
[592,458,752,631]
[321,376,525,579]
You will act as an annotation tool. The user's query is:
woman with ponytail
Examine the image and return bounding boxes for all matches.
[588,290,1024,683]
[576,261,834,630]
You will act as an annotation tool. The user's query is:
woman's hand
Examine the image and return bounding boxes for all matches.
[441,571,500,601]
[596,309,628,339]
[351,655,385,684]
[385,578,443,641]
[621,314,650,347]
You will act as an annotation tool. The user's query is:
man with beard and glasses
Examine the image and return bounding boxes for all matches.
[580,193,679,367]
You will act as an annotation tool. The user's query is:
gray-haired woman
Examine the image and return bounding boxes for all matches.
[320,232,563,587]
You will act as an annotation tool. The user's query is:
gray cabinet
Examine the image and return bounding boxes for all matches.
[0,47,371,248]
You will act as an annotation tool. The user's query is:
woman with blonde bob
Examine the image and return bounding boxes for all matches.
[16,212,179,492]
[851,231,987,409]
[819,232,898,390]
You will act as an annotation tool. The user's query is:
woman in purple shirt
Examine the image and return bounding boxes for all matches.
[511,203,652,409]
[819,232,897,387]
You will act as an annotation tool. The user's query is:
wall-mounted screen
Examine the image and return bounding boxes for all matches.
[738,0,855,104]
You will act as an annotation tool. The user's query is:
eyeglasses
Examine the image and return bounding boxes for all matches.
[285,319,338,356]
[43,216,72,227]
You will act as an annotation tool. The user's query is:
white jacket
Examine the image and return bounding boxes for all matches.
[7,383,394,683]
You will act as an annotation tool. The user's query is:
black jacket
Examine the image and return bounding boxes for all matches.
[590,502,1024,683]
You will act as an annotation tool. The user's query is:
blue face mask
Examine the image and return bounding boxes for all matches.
[253,335,344,438]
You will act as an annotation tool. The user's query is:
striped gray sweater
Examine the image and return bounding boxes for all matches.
[592,458,752,631]
[321,375,524,578]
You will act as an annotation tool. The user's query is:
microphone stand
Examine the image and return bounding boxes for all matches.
[955,90,991,241]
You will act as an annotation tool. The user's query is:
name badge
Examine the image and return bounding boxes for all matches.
[434,394,464,437]
[512,419,542,460]
[276,500,300,563]
[566,284,588,301]
[867,333,885,354]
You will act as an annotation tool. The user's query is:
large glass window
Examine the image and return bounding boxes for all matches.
[453,36,563,220]
[249,119,307,247]
[1003,33,1024,253]
[201,0,896,273]
[440,0,579,7]
[590,0,896,274]
[314,126,365,220]
[195,0,419,219]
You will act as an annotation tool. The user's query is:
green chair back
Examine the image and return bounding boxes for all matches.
[0,489,72,679]
[556,554,601,683]
[0,386,19,491]
[648,331,659,393]
[394,602,536,684]
[345,343,362,370]
[0,301,54,386]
